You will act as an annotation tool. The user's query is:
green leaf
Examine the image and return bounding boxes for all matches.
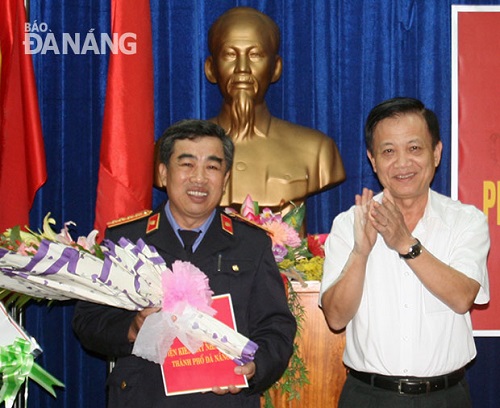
[9,226,22,244]
[89,243,105,261]
[252,200,260,215]
[286,241,312,261]
[0,289,44,309]
[282,202,305,232]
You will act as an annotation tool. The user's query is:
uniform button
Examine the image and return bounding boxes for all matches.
[121,381,127,390]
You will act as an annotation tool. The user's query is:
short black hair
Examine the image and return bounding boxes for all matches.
[157,120,234,173]
[365,97,441,153]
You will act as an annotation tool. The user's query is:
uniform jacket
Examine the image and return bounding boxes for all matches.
[72,204,296,408]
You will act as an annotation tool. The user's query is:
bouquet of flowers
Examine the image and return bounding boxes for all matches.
[225,195,327,283]
[0,214,257,400]
[0,214,163,310]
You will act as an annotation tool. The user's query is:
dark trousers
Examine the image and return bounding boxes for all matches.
[339,373,472,408]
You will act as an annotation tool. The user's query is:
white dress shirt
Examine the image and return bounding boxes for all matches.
[320,190,490,376]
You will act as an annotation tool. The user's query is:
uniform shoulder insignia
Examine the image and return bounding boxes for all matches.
[224,212,272,236]
[107,210,152,228]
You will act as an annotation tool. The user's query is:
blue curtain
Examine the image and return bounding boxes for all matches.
[24,0,499,406]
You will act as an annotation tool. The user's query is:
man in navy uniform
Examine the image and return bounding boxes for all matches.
[73,119,296,408]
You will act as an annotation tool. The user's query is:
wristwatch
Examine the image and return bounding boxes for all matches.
[399,238,423,259]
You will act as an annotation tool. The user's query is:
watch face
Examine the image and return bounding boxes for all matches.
[408,246,420,258]
[400,239,423,259]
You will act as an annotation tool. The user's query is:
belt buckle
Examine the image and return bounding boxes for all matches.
[398,379,431,395]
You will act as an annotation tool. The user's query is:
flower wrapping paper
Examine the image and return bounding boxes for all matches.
[0,237,164,310]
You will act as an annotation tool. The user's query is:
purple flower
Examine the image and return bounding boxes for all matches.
[272,244,288,263]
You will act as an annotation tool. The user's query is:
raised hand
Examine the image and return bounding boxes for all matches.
[353,188,377,256]
[369,189,413,253]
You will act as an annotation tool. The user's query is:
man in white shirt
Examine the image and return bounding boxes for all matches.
[320,97,490,407]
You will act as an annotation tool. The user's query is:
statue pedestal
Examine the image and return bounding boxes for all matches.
[266,281,347,407]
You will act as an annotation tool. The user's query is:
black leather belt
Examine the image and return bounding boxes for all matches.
[349,367,465,395]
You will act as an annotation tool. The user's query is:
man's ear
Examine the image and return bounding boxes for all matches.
[204,56,217,84]
[271,55,282,83]
[158,163,168,188]
[434,141,443,168]
[223,170,231,192]
[367,150,377,173]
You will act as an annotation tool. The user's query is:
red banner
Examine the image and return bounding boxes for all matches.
[0,0,47,232]
[94,0,154,239]
[452,6,500,333]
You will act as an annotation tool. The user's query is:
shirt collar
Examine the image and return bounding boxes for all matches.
[164,201,215,251]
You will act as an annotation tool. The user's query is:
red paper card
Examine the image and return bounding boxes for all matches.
[161,294,248,396]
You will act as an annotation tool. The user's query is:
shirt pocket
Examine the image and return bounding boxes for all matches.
[213,258,256,322]
[216,258,255,288]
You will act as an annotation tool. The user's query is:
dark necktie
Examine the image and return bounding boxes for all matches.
[178,229,200,254]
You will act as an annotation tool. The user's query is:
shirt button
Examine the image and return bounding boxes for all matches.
[404,304,409,308]
[121,381,127,390]
[403,369,408,373]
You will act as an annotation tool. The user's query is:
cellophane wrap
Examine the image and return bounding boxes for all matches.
[132,261,258,365]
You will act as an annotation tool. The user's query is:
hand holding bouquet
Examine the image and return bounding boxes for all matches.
[133,260,258,366]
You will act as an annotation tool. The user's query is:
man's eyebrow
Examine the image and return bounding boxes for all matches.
[176,153,195,160]
[208,155,224,164]
[176,153,223,164]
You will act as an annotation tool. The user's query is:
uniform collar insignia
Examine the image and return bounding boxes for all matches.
[146,212,160,234]
[221,213,234,235]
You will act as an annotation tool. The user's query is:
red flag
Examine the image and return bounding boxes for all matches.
[0,0,47,232]
[94,0,154,239]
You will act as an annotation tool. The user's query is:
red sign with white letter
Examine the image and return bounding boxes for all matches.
[453,6,500,333]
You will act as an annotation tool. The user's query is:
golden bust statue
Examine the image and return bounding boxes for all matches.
[204,7,345,211]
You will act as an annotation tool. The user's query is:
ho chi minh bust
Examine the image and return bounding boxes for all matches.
[204,7,345,211]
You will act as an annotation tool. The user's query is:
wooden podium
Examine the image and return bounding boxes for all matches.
[266,281,347,407]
